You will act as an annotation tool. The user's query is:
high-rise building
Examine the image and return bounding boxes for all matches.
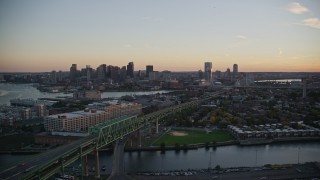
[127,62,134,78]
[120,66,127,81]
[110,66,120,82]
[233,64,238,77]
[226,68,231,78]
[86,65,92,81]
[204,62,212,82]
[146,65,153,77]
[69,64,78,80]
[106,65,112,78]
[97,64,107,81]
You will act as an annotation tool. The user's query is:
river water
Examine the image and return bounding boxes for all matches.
[0,83,319,173]
[0,83,169,105]
[1,142,319,173]
[104,142,320,173]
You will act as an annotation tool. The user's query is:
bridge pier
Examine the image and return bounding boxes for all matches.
[128,137,133,147]
[60,158,64,176]
[94,149,100,178]
[108,138,131,180]
[82,155,88,176]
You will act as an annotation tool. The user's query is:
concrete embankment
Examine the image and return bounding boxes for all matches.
[124,140,239,152]
[239,137,320,145]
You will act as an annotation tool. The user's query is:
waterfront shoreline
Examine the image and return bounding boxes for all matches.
[2,138,320,155]
[239,137,320,145]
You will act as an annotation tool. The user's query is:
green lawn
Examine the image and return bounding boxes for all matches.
[152,130,234,146]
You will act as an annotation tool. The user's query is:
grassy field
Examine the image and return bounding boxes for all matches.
[152,130,234,146]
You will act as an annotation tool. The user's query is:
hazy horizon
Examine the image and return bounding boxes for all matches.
[1,0,320,72]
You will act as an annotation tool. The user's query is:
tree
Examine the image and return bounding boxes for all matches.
[160,142,165,150]
[174,143,180,150]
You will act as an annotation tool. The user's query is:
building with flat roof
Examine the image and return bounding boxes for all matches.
[146,65,153,77]
[204,62,212,82]
[44,103,142,133]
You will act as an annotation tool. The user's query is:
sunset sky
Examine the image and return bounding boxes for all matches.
[0,0,319,72]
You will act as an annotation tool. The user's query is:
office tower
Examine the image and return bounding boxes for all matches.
[204,62,212,82]
[127,62,134,78]
[97,64,107,81]
[86,65,92,81]
[233,64,238,77]
[226,68,231,78]
[106,65,112,78]
[69,64,77,80]
[120,66,127,81]
[146,65,153,77]
[110,66,120,82]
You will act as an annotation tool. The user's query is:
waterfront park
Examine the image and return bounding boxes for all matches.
[151,129,235,147]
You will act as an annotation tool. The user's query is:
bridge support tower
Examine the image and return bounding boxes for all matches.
[94,149,100,178]
[82,155,89,176]
[108,138,131,180]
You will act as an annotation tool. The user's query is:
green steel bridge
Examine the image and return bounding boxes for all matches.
[1,91,224,180]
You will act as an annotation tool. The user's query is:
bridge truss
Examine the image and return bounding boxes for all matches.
[22,91,222,179]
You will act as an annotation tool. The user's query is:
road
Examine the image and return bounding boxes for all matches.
[0,135,96,180]
[0,92,223,180]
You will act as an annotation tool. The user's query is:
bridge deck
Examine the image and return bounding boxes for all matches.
[89,115,133,134]
[1,91,224,179]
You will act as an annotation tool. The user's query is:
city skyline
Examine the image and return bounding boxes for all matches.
[1,0,320,72]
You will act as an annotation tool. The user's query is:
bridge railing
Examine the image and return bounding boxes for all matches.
[90,92,223,149]
[23,91,223,179]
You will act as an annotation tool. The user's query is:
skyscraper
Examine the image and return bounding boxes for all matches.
[69,64,77,80]
[233,64,238,77]
[120,66,127,81]
[226,68,231,78]
[204,62,212,82]
[97,64,107,81]
[86,65,92,81]
[127,62,134,78]
[146,65,153,78]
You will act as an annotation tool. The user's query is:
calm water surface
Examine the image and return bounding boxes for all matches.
[1,142,319,173]
[1,83,319,172]
[0,83,169,105]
